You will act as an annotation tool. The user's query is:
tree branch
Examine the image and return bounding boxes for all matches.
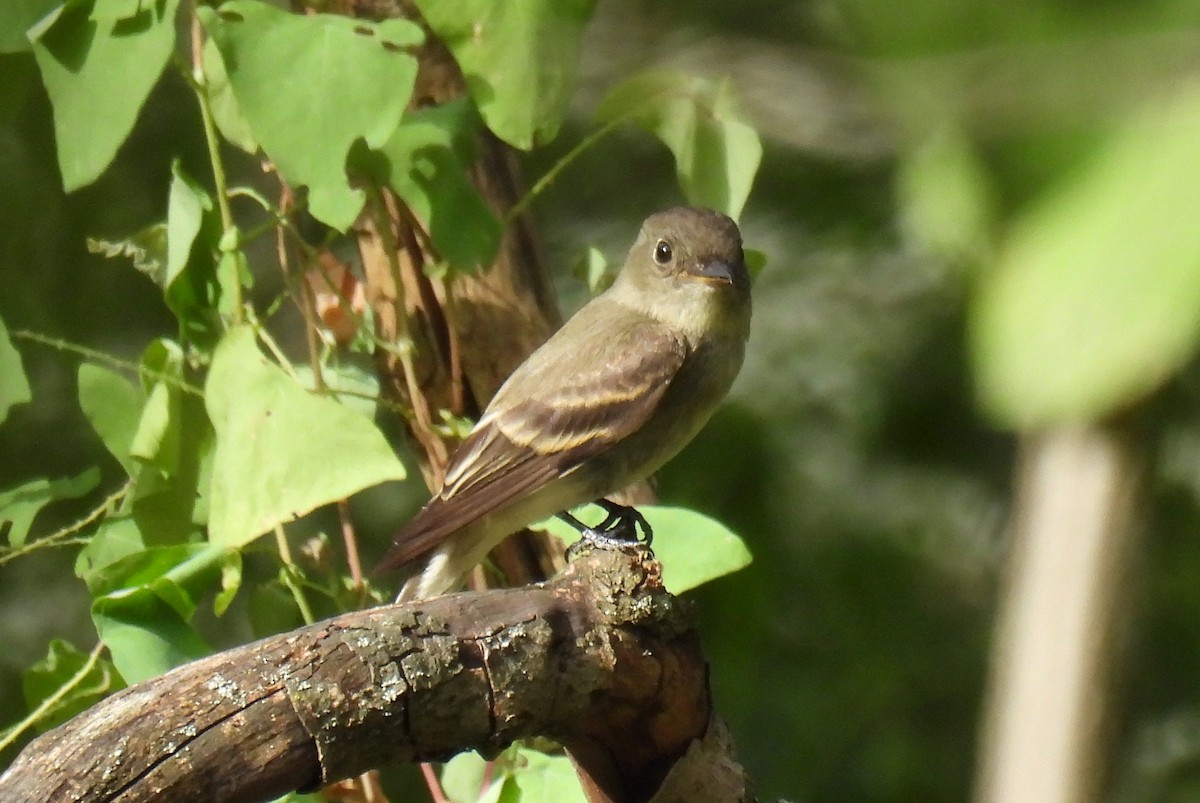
[0,546,752,803]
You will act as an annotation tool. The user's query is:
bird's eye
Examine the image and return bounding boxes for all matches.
[653,240,673,265]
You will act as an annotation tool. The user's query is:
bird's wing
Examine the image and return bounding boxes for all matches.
[376,310,687,571]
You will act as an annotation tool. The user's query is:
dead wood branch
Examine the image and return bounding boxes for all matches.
[0,546,752,803]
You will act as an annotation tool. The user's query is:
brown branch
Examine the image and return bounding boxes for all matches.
[0,547,753,803]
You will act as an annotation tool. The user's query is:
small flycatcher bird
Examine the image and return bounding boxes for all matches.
[378,206,752,600]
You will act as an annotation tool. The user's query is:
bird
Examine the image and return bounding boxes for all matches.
[378,206,752,601]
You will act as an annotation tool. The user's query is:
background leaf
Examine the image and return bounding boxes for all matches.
[30,0,181,189]
[0,469,100,548]
[413,0,595,150]
[22,640,124,733]
[373,100,501,271]
[205,326,406,547]
[77,363,143,476]
[87,543,233,682]
[972,83,1200,426]
[200,1,423,230]
[596,71,762,220]
[0,316,32,425]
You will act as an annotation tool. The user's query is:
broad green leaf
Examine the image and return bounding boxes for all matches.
[0,314,32,424]
[159,166,223,344]
[88,543,233,681]
[75,516,146,579]
[92,591,210,683]
[539,504,752,593]
[373,100,501,270]
[897,122,994,263]
[973,84,1200,426]
[130,339,187,474]
[294,360,380,420]
[201,36,257,154]
[30,0,181,190]
[166,162,211,293]
[0,468,100,548]
[23,639,124,732]
[596,71,762,220]
[0,0,61,53]
[205,326,406,547]
[200,2,423,230]
[122,339,211,544]
[442,751,492,803]
[573,246,611,295]
[502,749,584,803]
[78,363,143,476]
[744,248,767,283]
[413,0,595,150]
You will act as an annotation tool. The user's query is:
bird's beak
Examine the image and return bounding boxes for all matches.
[687,258,735,285]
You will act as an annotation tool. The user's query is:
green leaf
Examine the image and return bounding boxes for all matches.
[166,161,212,294]
[897,122,994,263]
[442,751,496,803]
[205,326,406,547]
[88,543,233,682]
[78,363,143,476]
[200,1,423,230]
[30,0,182,190]
[744,248,767,283]
[973,84,1200,426]
[539,504,752,594]
[0,0,61,53]
[120,339,212,544]
[0,314,32,425]
[413,0,595,150]
[75,516,146,579]
[596,71,762,220]
[0,468,100,548]
[201,36,257,154]
[373,100,501,270]
[23,639,124,732]
[294,360,380,420]
[502,748,584,803]
[572,246,611,295]
[92,590,210,683]
[130,339,187,473]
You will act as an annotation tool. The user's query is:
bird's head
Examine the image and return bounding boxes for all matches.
[614,206,751,340]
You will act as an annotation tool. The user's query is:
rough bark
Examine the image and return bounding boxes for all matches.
[0,546,753,803]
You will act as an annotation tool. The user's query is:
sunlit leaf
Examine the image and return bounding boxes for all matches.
[78,363,143,476]
[88,543,234,682]
[597,71,762,220]
[0,314,32,425]
[30,0,181,189]
[413,0,595,150]
[973,83,1200,426]
[0,468,100,548]
[23,639,124,732]
[205,326,406,547]
[372,100,501,270]
[200,1,423,229]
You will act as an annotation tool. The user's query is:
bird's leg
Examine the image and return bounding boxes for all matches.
[557,500,653,552]
[594,498,653,546]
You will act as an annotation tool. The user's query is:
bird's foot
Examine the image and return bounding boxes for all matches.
[558,501,653,562]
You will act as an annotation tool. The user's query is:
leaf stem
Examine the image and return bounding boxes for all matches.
[0,482,132,567]
[503,112,630,225]
[274,525,315,625]
[0,642,107,753]
[189,4,244,323]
